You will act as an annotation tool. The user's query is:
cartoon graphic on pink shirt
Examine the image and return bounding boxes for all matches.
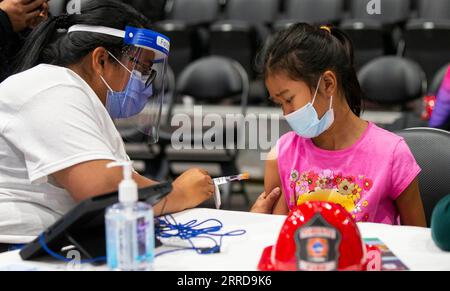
[287,168,374,221]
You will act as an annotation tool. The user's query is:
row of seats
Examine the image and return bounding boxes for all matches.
[156,0,450,85]
[162,0,450,25]
[161,56,448,109]
[47,1,450,95]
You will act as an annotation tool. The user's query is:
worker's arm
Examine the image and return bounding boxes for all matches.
[52,160,215,215]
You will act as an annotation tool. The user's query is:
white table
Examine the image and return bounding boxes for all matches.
[0,208,449,271]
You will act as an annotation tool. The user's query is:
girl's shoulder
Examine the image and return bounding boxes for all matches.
[278,131,299,144]
[365,123,406,150]
[276,131,308,157]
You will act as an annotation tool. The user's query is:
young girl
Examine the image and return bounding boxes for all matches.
[262,23,426,226]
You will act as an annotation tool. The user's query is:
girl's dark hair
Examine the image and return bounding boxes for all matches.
[14,0,148,73]
[260,23,364,116]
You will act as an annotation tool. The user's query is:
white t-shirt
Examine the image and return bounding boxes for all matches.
[0,64,129,243]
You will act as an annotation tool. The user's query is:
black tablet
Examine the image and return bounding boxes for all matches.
[19,182,172,262]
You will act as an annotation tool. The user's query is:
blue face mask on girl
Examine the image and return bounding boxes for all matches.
[100,52,153,119]
[284,76,335,138]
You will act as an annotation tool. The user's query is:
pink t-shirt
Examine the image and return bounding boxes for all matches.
[276,122,421,225]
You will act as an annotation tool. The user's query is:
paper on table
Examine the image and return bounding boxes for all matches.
[213,177,229,210]
[363,237,409,271]
[213,183,221,209]
[213,177,228,186]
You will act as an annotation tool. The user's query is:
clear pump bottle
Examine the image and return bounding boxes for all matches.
[105,161,154,271]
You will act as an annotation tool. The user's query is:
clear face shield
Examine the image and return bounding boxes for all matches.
[68,25,170,144]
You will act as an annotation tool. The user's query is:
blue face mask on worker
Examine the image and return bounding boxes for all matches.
[284,76,334,138]
[99,54,153,119]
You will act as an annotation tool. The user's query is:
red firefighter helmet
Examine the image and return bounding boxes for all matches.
[258,201,380,271]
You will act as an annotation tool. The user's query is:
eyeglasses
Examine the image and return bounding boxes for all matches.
[124,53,157,87]
[121,48,159,88]
[108,50,157,88]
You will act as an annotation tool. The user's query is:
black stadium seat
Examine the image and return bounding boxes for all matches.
[209,0,278,77]
[348,0,411,24]
[165,0,220,25]
[403,0,450,83]
[358,56,428,130]
[340,20,385,70]
[224,0,279,25]
[358,56,426,105]
[276,0,344,26]
[127,0,167,22]
[156,0,221,76]
[154,21,195,77]
[341,0,411,69]
[209,21,259,77]
[417,0,450,21]
[403,20,450,83]
[396,128,450,226]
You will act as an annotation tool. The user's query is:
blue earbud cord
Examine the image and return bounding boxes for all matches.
[38,215,246,263]
[155,214,246,257]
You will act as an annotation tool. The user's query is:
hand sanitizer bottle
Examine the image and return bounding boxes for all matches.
[105,161,154,271]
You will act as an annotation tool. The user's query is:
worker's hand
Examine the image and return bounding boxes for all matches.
[250,187,281,214]
[0,0,47,32]
[172,168,215,211]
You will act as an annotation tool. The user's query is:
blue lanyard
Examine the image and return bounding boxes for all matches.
[155,214,246,257]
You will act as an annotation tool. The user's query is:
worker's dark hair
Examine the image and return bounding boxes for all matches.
[260,23,364,116]
[14,0,148,73]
